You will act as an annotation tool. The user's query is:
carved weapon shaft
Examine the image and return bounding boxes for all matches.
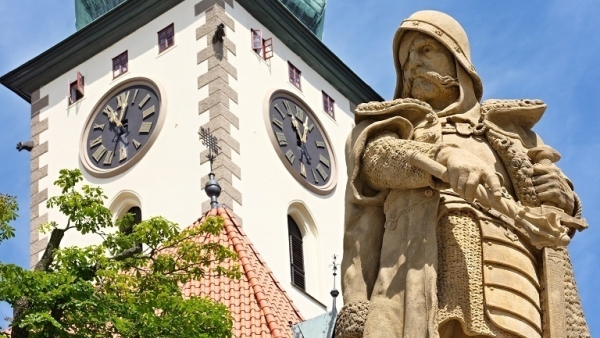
[406,150,572,249]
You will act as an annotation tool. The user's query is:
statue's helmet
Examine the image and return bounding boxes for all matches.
[393,10,483,102]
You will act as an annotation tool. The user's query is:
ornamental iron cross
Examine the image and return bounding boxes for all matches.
[199,127,221,171]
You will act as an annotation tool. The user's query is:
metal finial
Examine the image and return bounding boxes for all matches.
[199,127,222,209]
[330,254,340,312]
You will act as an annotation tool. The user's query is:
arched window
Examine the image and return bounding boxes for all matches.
[288,215,305,290]
[121,206,142,235]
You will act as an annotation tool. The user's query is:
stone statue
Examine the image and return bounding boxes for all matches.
[335,10,591,338]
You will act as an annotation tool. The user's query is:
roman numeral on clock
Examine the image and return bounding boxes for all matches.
[92,145,107,163]
[138,94,151,109]
[275,131,287,146]
[103,105,116,116]
[119,148,127,162]
[316,163,328,181]
[89,135,103,148]
[283,100,293,115]
[133,139,141,149]
[285,149,296,164]
[300,162,307,178]
[274,104,286,119]
[312,168,319,184]
[315,140,325,148]
[142,105,155,119]
[131,89,139,105]
[272,117,284,130]
[93,123,105,131]
[139,121,153,134]
[319,154,330,168]
[117,91,130,108]
[103,150,114,165]
[295,106,305,121]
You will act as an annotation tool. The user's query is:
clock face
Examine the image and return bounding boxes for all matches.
[80,78,166,178]
[267,92,336,194]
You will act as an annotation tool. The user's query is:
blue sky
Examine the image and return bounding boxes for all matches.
[1,0,599,334]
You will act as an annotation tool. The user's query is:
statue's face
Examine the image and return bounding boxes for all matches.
[402,33,459,110]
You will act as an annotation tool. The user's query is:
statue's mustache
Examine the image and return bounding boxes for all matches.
[411,71,458,88]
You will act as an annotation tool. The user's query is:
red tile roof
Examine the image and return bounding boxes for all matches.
[182,207,304,338]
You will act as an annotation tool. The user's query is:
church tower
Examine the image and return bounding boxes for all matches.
[1,0,381,322]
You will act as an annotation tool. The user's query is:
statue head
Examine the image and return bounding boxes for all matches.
[393,11,483,112]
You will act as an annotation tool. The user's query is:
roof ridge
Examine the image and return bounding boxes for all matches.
[218,207,286,338]
[221,207,304,321]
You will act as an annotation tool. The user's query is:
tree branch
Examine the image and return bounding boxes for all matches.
[34,227,65,271]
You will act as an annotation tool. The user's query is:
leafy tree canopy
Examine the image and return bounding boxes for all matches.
[0,169,240,338]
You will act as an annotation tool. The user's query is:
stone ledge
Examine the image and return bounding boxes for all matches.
[205,33,236,56]
[31,188,48,207]
[207,56,237,80]
[210,104,239,129]
[31,89,41,103]
[198,90,230,115]
[31,165,48,184]
[206,4,234,31]
[31,118,49,138]
[31,157,40,173]
[198,66,229,89]
[31,213,48,233]
[30,236,48,256]
[31,141,49,160]
[211,128,240,154]
[201,167,233,186]
[31,95,49,115]
[197,45,227,64]
[202,154,241,179]
[195,0,233,16]
[30,204,39,221]
[201,114,231,134]
[30,181,39,197]
[196,16,234,41]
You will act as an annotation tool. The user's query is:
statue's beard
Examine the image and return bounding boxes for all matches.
[402,71,459,108]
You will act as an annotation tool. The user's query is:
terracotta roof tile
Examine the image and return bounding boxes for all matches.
[181,207,304,338]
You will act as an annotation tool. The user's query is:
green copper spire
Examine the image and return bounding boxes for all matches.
[75,0,126,30]
[278,0,327,39]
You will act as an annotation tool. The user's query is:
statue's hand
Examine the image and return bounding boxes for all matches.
[532,164,575,215]
[437,147,503,203]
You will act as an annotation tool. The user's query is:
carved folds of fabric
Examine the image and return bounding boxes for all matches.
[362,135,439,191]
[334,301,369,338]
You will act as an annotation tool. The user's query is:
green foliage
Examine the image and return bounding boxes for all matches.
[0,194,18,244]
[0,169,240,337]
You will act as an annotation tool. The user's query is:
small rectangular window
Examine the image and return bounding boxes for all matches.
[251,29,274,60]
[251,29,263,51]
[112,51,128,78]
[68,71,84,104]
[158,23,175,53]
[288,62,301,90]
[322,91,335,119]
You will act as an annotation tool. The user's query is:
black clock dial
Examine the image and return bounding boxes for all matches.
[85,84,160,170]
[268,95,334,189]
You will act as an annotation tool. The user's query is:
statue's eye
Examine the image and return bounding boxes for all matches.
[422,46,432,53]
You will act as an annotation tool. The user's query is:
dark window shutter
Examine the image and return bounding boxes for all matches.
[288,216,305,290]
[263,38,273,60]
[76,71,84,96]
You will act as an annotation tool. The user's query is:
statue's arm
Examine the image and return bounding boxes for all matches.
[361,131,444,191]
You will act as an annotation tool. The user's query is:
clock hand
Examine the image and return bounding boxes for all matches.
[301,116,309,143]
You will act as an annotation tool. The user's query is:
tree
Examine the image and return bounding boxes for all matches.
[0,169,241,338]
